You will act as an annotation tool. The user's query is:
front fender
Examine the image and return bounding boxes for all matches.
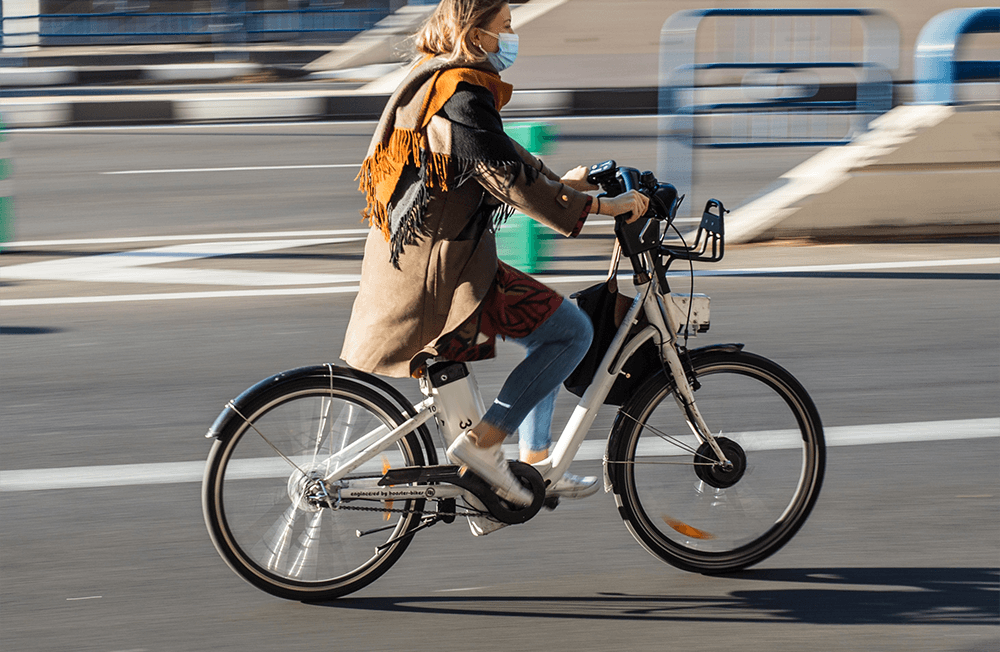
[684,343,745,368]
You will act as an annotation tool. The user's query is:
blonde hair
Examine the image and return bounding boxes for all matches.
[413,0,508,62]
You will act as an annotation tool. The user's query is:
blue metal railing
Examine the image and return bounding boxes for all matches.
[658,8,899,214]
[1,5,395,47]
[914,7,1000,104]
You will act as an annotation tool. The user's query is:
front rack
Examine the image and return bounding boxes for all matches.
[663,199,727,265]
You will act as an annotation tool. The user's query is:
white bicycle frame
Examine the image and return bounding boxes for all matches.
[322,244,724,505]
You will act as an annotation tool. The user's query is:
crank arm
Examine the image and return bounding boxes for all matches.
[380,463,544,525]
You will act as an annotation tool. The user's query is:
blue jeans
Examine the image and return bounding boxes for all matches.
[478,299,593,454]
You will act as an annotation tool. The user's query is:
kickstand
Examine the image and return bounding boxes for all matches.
[374,514,443,553]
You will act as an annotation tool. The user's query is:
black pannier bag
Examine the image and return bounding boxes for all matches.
[563,250,660,406]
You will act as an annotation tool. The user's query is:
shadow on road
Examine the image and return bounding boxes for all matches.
[0,326,64,335]
[313,567,999,626]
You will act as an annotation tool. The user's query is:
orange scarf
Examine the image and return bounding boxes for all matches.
[357,57,513,242]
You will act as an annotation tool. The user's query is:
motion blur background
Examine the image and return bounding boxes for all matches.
[1,1,997,651]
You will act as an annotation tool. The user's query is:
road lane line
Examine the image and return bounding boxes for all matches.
[3,228,371,248]
[1,285,363,306]
[694,257,1000,275]
[1,418,996,492]
[3,257,997,307]
[102,163,361,175]
[3,238,364,287]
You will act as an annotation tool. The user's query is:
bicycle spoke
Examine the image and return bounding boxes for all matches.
[619,410,706,458]
[311,396,334,465]
[288,511,325,580]
[227,401,308,479]
[252,503,302,574]
[606,458,714,466]
[204,376,428,600]
[608,351,824,573]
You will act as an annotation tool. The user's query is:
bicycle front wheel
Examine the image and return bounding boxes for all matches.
[203,374,427,601]
[608,349,824,573]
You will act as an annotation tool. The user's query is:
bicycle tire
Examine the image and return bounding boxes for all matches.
[203,374,429,601]
[608,349,825,573]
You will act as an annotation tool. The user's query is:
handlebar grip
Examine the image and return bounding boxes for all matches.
[616,168,639,223]
[620,169,637,192]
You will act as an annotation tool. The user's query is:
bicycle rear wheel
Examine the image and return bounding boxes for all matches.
[203,373,428,601]
[608,349,824,573]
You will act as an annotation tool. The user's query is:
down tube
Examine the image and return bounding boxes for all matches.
[546,285,653,483]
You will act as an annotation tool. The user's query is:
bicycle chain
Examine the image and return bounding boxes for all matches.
[308,474,483,520]
[330,501,469,518]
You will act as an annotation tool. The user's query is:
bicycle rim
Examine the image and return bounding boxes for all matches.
[611,351,824,573]
[203,378,424,600]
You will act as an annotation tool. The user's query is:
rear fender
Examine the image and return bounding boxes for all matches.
[204,364,439,465]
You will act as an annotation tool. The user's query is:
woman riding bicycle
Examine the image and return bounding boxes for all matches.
[341,0,649,523]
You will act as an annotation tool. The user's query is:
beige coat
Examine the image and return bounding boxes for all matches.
[342,84,591,378]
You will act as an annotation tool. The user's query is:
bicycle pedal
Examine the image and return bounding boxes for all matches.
[438,498,456,524]
[542,495,560,511]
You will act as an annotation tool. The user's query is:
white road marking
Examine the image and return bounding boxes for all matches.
[2,254,996,307]
[1,418,996,492]
[102,163,360,175]
[3,238,363,287]
[66,596,103,601]
[3,228,371,248]
[694,257,1000,275]
[2,286,362,306]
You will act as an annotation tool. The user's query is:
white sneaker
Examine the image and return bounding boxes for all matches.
[447,434,533,507]
[461,496,508,537]
[547,472,600,499]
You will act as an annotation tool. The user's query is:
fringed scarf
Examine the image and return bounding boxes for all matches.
[357,56,530,267]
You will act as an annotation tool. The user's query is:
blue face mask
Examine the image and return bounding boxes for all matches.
[479,30,518,72]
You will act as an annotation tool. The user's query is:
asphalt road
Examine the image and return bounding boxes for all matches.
[1,121,998,652]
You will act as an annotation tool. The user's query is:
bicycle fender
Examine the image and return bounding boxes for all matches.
[688,342,744,356]
[603,343,745,490]
[204,364,439,464]
[612,342,746,405]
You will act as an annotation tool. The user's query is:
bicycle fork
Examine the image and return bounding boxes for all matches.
[645,281,732,469]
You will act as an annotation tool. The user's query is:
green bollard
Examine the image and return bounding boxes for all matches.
[0,116,12,246]
[497,122,557,273]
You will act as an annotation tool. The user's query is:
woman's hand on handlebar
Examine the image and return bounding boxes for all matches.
[593,190,649,224]
[560,166,599,191]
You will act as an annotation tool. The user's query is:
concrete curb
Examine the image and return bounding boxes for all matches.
[0,86,658,127]
[0,62,272,87]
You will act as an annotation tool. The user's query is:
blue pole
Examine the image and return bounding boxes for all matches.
[914,8,1000,105]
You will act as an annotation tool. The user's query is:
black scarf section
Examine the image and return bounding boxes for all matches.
[384,82,538,268]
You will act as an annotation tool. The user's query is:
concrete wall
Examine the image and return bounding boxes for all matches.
[770,106,1000,240]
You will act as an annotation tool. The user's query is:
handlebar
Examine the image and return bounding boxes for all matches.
[586,160,728,271]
